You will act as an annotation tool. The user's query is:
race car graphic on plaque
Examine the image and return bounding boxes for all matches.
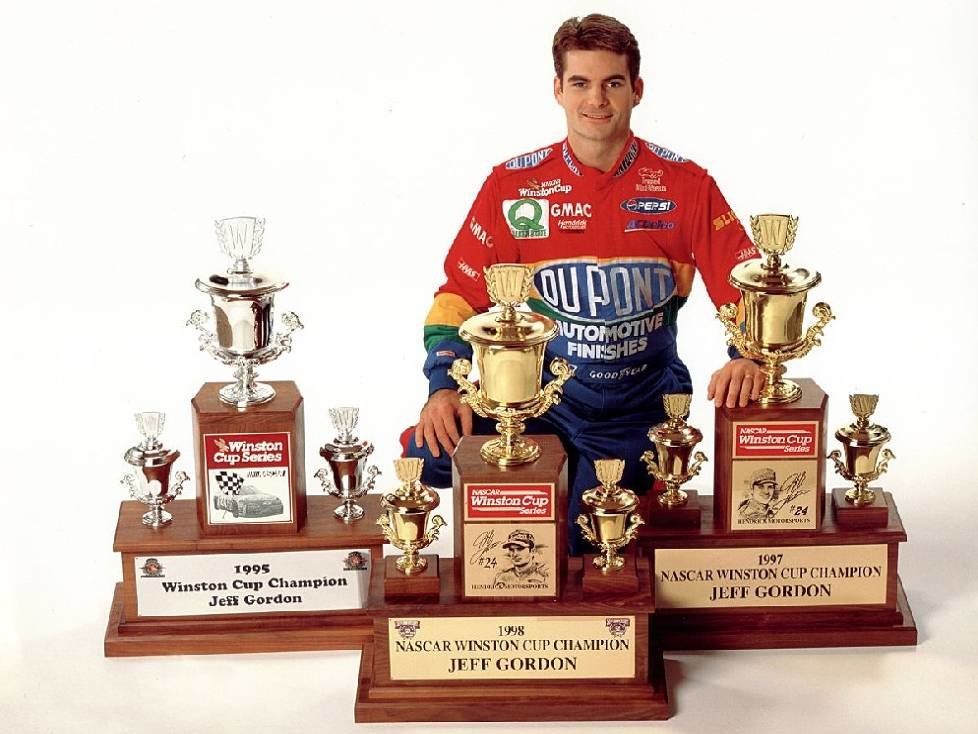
[204,432,293,525]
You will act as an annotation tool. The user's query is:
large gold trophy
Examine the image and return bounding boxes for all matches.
[717,214,834,404]
[828,394,895,508]
[377,458,446,577]
[449,264,574,465]
[577,459,644,573]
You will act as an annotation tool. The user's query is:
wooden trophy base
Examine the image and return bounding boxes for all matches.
[383,554,440,601]
[648,489,703,529]
[192,380,306,537]
[639,492,918,651]
[582,553,641,596]
[104,495,383,657]
[452,434,568,602]
[355,557,669,723]
[832,488,889,529]
[714,377,828,532]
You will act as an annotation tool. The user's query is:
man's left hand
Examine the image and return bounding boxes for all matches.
[707,358,762,408]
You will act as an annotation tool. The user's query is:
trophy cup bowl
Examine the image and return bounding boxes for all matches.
[121,412,189,528]
[377,459,446,575]
[188,216,303,408]
[717,214,834,404]
[642,394,707,508]
[828,394,895,506]
[577,459,644,572]
[450,264,575,466]
[315,407,380,523]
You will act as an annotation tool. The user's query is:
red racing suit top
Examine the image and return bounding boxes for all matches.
[422,134,758,416]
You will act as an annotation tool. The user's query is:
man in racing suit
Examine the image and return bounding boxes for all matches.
[403,14,762,552]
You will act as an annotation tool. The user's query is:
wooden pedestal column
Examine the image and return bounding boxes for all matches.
[192,380,306,537]
[451,434,568,601]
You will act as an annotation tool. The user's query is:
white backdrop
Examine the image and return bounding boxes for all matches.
[2,1,977,732]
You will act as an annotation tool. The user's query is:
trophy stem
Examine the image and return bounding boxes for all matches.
[395,548,428,576]
[596,546,625,573]
[335,498,365,523]
[219,359,275,407]
[658,483,689,508]
[757,360,801,405]
[143,501,172,528]
[846,480,876,507]
[481,414,540,466]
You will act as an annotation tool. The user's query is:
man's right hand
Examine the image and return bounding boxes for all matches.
[414,389,474,458]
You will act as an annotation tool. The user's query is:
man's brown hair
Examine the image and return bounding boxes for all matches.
[552,14,640,85]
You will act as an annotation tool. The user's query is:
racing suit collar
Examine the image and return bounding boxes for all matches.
[560,133,640,188]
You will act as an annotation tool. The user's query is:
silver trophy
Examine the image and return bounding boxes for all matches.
[314,407,380,522]
[188,216,303,407]
[121,412,189,528]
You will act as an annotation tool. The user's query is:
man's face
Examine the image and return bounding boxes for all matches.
[751,480,777,504]
[505,544,531,568]
[554,49,642,145]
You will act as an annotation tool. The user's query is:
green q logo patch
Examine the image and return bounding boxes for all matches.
[503,198,549,239]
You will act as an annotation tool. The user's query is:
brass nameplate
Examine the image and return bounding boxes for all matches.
[387,615,635,680]
[655,544,888,609]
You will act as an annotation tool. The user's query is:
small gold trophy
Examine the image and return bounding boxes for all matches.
[717,214,834,404]
[643,395,707,506]
[377,458,446,577]
[577,459,644,574]
[449,264,574,466]
[828,394,895,508]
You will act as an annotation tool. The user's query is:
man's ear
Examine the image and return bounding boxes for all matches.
[554,75,563,103]
[632,76,644,106]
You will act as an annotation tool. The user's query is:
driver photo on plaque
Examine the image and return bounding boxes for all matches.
[736,467,810,524]
[494,530,550,587]
[401,13,763,552]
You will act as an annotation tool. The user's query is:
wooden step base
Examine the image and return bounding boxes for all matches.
[655,576,917,651]
[103,583,372,657]
[355,639,669,722]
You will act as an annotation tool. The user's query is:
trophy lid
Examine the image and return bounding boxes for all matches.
[381,458,441,512]
[124,412,179,468]
[196,216,289,298]
[835,394,891,447]
[458,263,557,347]
[648,394,703,447]
[729,214,821,295]
[458,310,557,348]
[319,407,374,460]
[583,459,639,514]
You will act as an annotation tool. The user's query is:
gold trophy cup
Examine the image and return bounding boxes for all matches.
[643,394,708,508]
[717,214,834,404]
[576,459,644,572]
[377,458,446,575]
[449,264,574,466]
[828,394,895,507]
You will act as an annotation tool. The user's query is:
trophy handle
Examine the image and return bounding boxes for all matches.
[532,358,576,418]
[575,514,599,546]
[640,449,665,482]
[686,451,708,479]
[449,359,491,418]
[376,512,398,547]
[364,465,381,492]
[785,302,834,361]
[717,303,754,359]
[187,310,234,365]
[827,449,854,481]
[314,467,335,495]
[170,470,188,499]
[121,473,139,499]
[269,311,304,358]
[622,512,645,544]
[423,515,447,546]
[875,448,895,478]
